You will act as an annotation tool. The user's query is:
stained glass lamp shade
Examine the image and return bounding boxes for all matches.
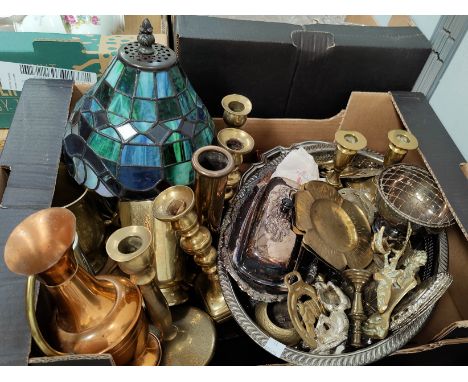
[63,19,214,200]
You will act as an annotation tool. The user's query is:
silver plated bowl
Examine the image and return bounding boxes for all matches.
[218,141,449,365]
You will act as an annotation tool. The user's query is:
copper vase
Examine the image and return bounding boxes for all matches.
[4,208,161,366]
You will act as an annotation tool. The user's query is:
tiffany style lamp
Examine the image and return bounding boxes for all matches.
[63,19,215,200]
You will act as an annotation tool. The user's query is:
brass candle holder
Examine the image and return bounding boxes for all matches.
[192,145,234,233]
[217,127,255,200]
[5,208,161,365]
[106,225,216,366]
[221,94,252,129]
[153,185,231,323]
[326,130,367,188]
[383,129,418,167]
[342,268,372,348]
[119,200,188,306]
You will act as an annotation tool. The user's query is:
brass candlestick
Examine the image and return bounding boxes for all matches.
[217,127,255,200]
[106,226,216,366]
[383,129,418,167]
[5,208,160,365]
[153,185,231,322]
[192,145,234,233]
[222,94,252,129]
[119,200,188,306]
[342,269,372,348]
[326,130,367,188]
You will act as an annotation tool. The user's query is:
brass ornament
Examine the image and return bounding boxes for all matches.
[294,181,373,270]
[153,185,231,322]
[383,129,418,167]
[325,130,367,188]
[221,94,252,129]
[6,208,160,366]
[342,268,372,348]
[217,127,255,200]
[285,271,325,349]
[106,225,216,366]
[255,302,301,346]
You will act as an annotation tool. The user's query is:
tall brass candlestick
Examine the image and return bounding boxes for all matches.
[192,145,234,233]
[222,94,252,129]
[217,127,255,200]
[106,225,216,365]
[153,185,231,322]
[326,130,367,188]
[5,208,160,365]
[383,129,418,167]
[343,268,372,348]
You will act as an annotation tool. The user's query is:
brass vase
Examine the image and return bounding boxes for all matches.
[192,145,234,233]
[153,185,231,322]
[118,200,188,306]
[4,208,161,366]
[222,94,252,129]
[107,225,216,366]
[217,127,255,200]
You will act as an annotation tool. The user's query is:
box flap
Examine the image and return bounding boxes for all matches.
[391,91,468,241]
[0,78,73,365]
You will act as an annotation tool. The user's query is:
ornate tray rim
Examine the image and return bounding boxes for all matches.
[218,140,449,366]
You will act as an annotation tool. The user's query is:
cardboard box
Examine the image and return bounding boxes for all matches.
[1,75,467,364]
[173,16,431,120]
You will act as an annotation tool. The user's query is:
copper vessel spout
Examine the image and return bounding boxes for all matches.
[4,208,161,365]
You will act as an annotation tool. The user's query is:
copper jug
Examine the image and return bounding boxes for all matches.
[4,208,161,366]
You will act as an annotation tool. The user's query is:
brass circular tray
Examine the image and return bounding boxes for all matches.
[218,141,449,365]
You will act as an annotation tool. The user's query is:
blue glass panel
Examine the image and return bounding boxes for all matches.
[130,134,153,145]
[170,66,186,93]
[165,161,193,185]
[195,122,206,135]
[73,157,86,184]
[147,125,171,144]
[82,112,94,127]
[82,98,92,111]
[193,128,214,148]
[197,106,207,121]
[93,111,108,127]
[95,82,114,109]
[100,127,120,140]
[116,66,137,96]
[166,132,184,143]
[94,181,114,197]
[132,122,153,133]
[178,91,195,115]
[105,60,124,87]
[102,159,117,176]
[108,93,131,118]
[180,121,195,137]
[164,119,181,131]
[136,71,155,98]
[156,71,175,98]
[84,164,99,189]
[187,81,198,104]
[132,99,156,121]
[186,109,198,122]
[90,99,102,112]
[79,116,93,140]
[118,166,161,191]
[121,145,161,166]
[108,113,127,126]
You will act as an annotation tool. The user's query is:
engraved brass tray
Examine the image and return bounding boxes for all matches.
[218,141,449,365]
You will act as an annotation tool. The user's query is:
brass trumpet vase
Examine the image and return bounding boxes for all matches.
[106,225,216,365]
[221,94,252,129]
[217,127,255,200]
[153,185,231,322]
[4,208,160,365]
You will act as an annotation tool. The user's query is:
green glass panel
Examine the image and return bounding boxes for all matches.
[178,90,195,115]
[108,113,127,126]
[136,71,156,98]
[156,71,175,98]
[195,122,206,135]
[166,132,184,143]
[165,161,193,185]
[194,127,214,148]
[82,112,94,127]
[88,132,121,162]
[100,127,120,140]
[164,140,192,165]
[132,122,153,133]
[170,66,186,93]
[164,119,181,131]
[186,109,198,122]
[116,66,137,96]
[158,97,181,121]
[105,60,124,87]
[108,93,131,118]
[95,82,114,109]
[132,99,156,121]
[186,81,198,104]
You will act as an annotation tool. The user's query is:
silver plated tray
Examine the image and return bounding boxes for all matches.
[218,141,449,365]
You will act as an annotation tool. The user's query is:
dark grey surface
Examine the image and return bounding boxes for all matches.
[0,79,73,365]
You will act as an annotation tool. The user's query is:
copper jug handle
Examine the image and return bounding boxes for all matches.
[26,275,66,357]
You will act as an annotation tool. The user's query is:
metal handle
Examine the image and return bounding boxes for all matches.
[26,275,66,356]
